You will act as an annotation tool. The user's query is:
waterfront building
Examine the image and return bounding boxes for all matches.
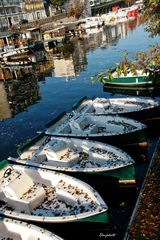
[0,0,46,30]
[65,0,136,16]
[22,0,46,22]
[0,0,23,29]
[87,0,137,15]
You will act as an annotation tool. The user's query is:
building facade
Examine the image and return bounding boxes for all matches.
[89,0,126,15]
[0,0,23,29]
[0,0,46,30]
[22,0,46,22]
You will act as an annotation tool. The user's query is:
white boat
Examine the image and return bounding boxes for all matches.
[72,96,160,121]
[0,160,108,223]
[9,137,135,182]
[45,112,147,146]
[0,217,63,240]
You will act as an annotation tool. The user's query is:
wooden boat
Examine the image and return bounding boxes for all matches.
[44,112,147,146]
[0,160,108,223]
[9,135,135,184]
[0,217,63,240]
[103,69,160,88]
[72,96,160,121]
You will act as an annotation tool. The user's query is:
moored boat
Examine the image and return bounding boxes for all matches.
[0,217,63,240]
[44,112,147,146]
[102,64,160,89]
[103,69,155,88]
[9,136,135,184]
[72,96,160,121]
[0,160,108,223]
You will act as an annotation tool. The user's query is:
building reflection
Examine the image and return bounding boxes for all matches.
[0,19,140,120]
[51,41,87,81]
[50,22,131,80]
[79,20,134,52]
[0,65,40,121]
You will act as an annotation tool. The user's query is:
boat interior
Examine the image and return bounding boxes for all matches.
[0,160,103,217]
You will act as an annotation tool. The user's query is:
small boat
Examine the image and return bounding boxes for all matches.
[72,96,160,121]
[9,136,135,184]
[0,160,108,223]
[0,217,63,240]
[103,68,160,88]
[45,112,147,146]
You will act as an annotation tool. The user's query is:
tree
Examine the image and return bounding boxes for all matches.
[142,0,160,36]
[67,1,86,19]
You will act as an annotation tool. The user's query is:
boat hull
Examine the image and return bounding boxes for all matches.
[103,72,160,88]
[46,128,147,147]
[12,134,135,184]
[104,76,152,88]
[72,96,160,122]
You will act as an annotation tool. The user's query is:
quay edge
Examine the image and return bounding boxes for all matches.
[123,136,160,240]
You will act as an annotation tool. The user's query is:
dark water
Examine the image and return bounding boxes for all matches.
[0,20,160,239]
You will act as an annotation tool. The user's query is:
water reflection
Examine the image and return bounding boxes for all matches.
[0,19,158,121]
[103,85,160,97]
[0,66,41,121]
[82,20,130,50]
[51,41,87,80]
[49,21,138,80]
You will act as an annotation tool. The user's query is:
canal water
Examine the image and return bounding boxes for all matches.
[0,19,160,239]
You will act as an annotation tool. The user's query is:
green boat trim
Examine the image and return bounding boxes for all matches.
[17,132,45,156]
[45,112,66,128]
[104,77,153,86]
[72,96,87,110]
[77,211,108,223]
[0,160,9,170]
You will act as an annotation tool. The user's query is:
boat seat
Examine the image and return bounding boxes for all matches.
[69,118,98,134]
[81,101,94,113]
[93,99,111,113]
[69,120,82,133]
[78,118,98,134]
[56,184,78,206]
[45,140,79,167]
[93,103,106,113]
[30,149,46,163]
[0,222,21,240]
[47,140,69,159]
[2,171,45,214]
